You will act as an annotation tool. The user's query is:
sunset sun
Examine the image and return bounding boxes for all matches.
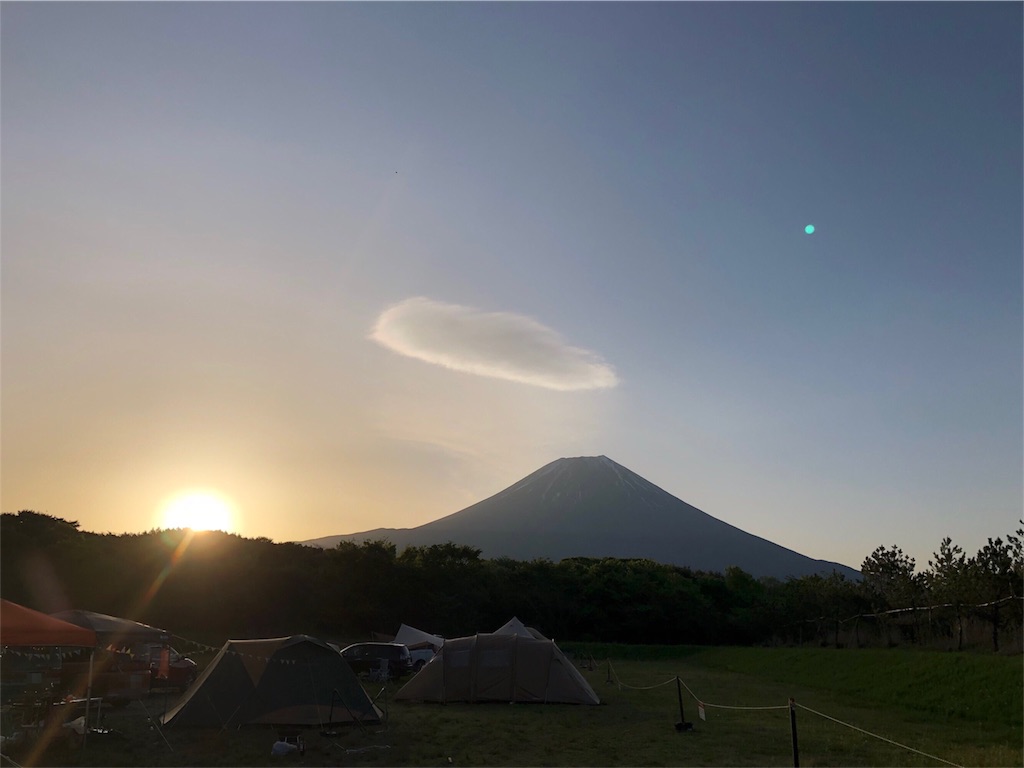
[159,490,237,532]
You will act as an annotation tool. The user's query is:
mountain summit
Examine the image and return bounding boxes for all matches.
[301,456,859,579]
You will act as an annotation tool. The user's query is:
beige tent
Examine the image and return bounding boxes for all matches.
[394,623,444,651]
[393,632,599,705]
[493,616,547,640]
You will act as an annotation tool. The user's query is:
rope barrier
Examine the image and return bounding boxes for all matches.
[794,703,964,768]
[604,659,965,767]
[606,661,677,691]
[606,660,788,710]
[619,679,678,691]
[675,676,789,711]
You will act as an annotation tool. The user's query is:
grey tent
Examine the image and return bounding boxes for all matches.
[393,632,599,705]
[161,635,380,728]
[50,609,169,649]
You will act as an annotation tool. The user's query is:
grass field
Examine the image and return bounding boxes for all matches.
[10,646,1022,767]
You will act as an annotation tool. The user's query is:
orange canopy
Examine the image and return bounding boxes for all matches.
[1,599,97,647]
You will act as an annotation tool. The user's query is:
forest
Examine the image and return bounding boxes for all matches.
[2,511,1021,653]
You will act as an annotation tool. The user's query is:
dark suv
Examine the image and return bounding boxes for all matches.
[339,642,413,680]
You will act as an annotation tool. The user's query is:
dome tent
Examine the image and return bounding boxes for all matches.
[394,622,598,705]
[161,635,380,728]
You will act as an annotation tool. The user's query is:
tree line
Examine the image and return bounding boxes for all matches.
[2,511,1021,652]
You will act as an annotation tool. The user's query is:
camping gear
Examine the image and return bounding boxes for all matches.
[394,631,599,705]
[49,609,163,706]
[161,635,380,728]
[0,601,103,747]
[49,609,171,704]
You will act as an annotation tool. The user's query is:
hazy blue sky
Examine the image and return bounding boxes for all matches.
[3,2,1020,572]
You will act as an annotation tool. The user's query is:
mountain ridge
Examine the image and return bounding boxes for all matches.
[300,456,860,580]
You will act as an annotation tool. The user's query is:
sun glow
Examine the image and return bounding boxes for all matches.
[158,490,237,532]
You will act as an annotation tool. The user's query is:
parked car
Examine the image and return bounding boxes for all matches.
[339,642,413,680]
[142,644,198,691]
[409,646,437,672]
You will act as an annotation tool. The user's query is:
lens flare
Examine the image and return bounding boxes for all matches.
[141,528,196,607]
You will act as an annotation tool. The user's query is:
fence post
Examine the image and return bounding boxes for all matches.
[674,676,693,732]
[789,698,799,768]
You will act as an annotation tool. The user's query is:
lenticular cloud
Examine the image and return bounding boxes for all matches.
[370,297,618,391]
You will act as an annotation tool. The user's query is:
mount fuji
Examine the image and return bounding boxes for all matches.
[300,455,859,580]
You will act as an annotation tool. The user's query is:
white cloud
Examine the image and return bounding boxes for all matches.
[370,297,619,391]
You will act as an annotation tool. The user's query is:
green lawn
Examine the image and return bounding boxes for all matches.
[679,646,1023,728]
[15,646,1022,767]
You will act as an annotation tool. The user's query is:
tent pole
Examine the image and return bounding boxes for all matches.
[84,649,95,745]
[541,638,554,704]
[137,695,173,752]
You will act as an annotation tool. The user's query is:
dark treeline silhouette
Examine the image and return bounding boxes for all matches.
[2,511,1021,652]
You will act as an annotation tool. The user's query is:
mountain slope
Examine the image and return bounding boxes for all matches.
[302,456,859,580]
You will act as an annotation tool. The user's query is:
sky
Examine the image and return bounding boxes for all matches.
[2,2,1021,573]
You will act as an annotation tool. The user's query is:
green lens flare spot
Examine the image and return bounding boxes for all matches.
[805,225,815,234]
